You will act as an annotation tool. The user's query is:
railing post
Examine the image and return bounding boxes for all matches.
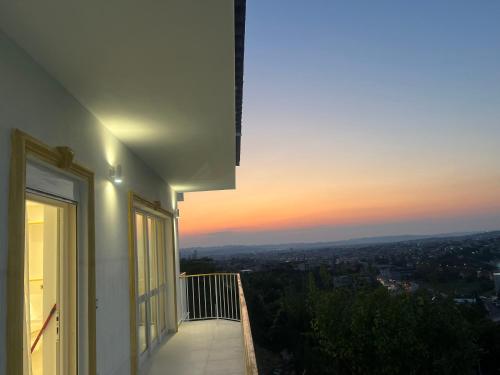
[232,274,236,320]
[209,275,213,318]
[222,274,226,319]
[179,272,188,322]
[191,276,195,320]
[197,276,201,320]
[185,276,189,320]
[203,276,207,318]
[229,275,233,320]
[215,274,219,319]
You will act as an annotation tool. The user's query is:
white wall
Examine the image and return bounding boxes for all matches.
[0,31,177,375]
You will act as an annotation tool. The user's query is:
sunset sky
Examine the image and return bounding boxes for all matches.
[179,1,500,248]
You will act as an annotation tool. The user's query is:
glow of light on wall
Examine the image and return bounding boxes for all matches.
[97,124,118,168]
[102,179,119,222]
[101,116,159,143]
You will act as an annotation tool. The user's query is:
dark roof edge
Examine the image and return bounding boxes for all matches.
[234,0,246,166]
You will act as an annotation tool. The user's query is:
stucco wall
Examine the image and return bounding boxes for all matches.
[0,31,177,375]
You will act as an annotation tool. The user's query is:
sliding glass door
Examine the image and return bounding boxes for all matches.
[134,211,168,359]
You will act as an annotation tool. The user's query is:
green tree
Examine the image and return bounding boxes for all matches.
[309,287,478,374]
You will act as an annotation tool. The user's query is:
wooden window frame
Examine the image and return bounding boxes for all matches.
[128,192,178,375]
[7,129,96,375]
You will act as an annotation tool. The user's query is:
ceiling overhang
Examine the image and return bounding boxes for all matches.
[0,0,245,192]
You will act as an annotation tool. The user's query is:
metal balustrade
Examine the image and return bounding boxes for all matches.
[179,272,258,374]
[180,273,240,321]
[179,272,189,322]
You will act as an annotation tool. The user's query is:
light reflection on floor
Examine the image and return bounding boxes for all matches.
[145,320,245,375]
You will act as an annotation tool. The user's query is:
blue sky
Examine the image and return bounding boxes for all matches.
[180,1,500,247]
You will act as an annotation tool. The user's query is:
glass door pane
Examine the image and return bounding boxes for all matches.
[157,221,165,287]
[138,301,147,354]
[159,291,165,333]
[149,295,158,342]
[136,213,149,356]
[135,214,147,297]
[25,200,60,375]
[157,221,167,333]
[147,218,158,291]
[135,212,168,356]
[147,217,159,342]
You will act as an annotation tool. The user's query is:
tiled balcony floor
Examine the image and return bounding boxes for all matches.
[144,320,245,375]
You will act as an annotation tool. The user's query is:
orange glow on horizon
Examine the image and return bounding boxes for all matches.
[179,171,500,237]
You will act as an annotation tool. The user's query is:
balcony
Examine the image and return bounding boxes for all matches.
[145,273,258,375]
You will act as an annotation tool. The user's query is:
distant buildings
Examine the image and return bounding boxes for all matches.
[333,274,374,289]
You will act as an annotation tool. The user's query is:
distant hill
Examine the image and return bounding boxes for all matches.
[181,230,500,258]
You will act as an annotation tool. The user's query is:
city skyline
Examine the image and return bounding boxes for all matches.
[179,1,500,248]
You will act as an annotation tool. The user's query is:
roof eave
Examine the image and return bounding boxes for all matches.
[235,0,246,166]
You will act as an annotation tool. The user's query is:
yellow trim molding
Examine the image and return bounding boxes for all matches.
[7,129,97,375]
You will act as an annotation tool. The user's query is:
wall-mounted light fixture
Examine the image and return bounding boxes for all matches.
[109,164,123,184]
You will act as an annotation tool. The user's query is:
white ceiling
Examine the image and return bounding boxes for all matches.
[0,0,236,192]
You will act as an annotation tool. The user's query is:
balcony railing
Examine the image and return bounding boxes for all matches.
[179,272,258,375]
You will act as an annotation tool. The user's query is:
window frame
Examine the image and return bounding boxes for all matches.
[128,192,177,375]
[134,210,166,357]
[7,129,96,375]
